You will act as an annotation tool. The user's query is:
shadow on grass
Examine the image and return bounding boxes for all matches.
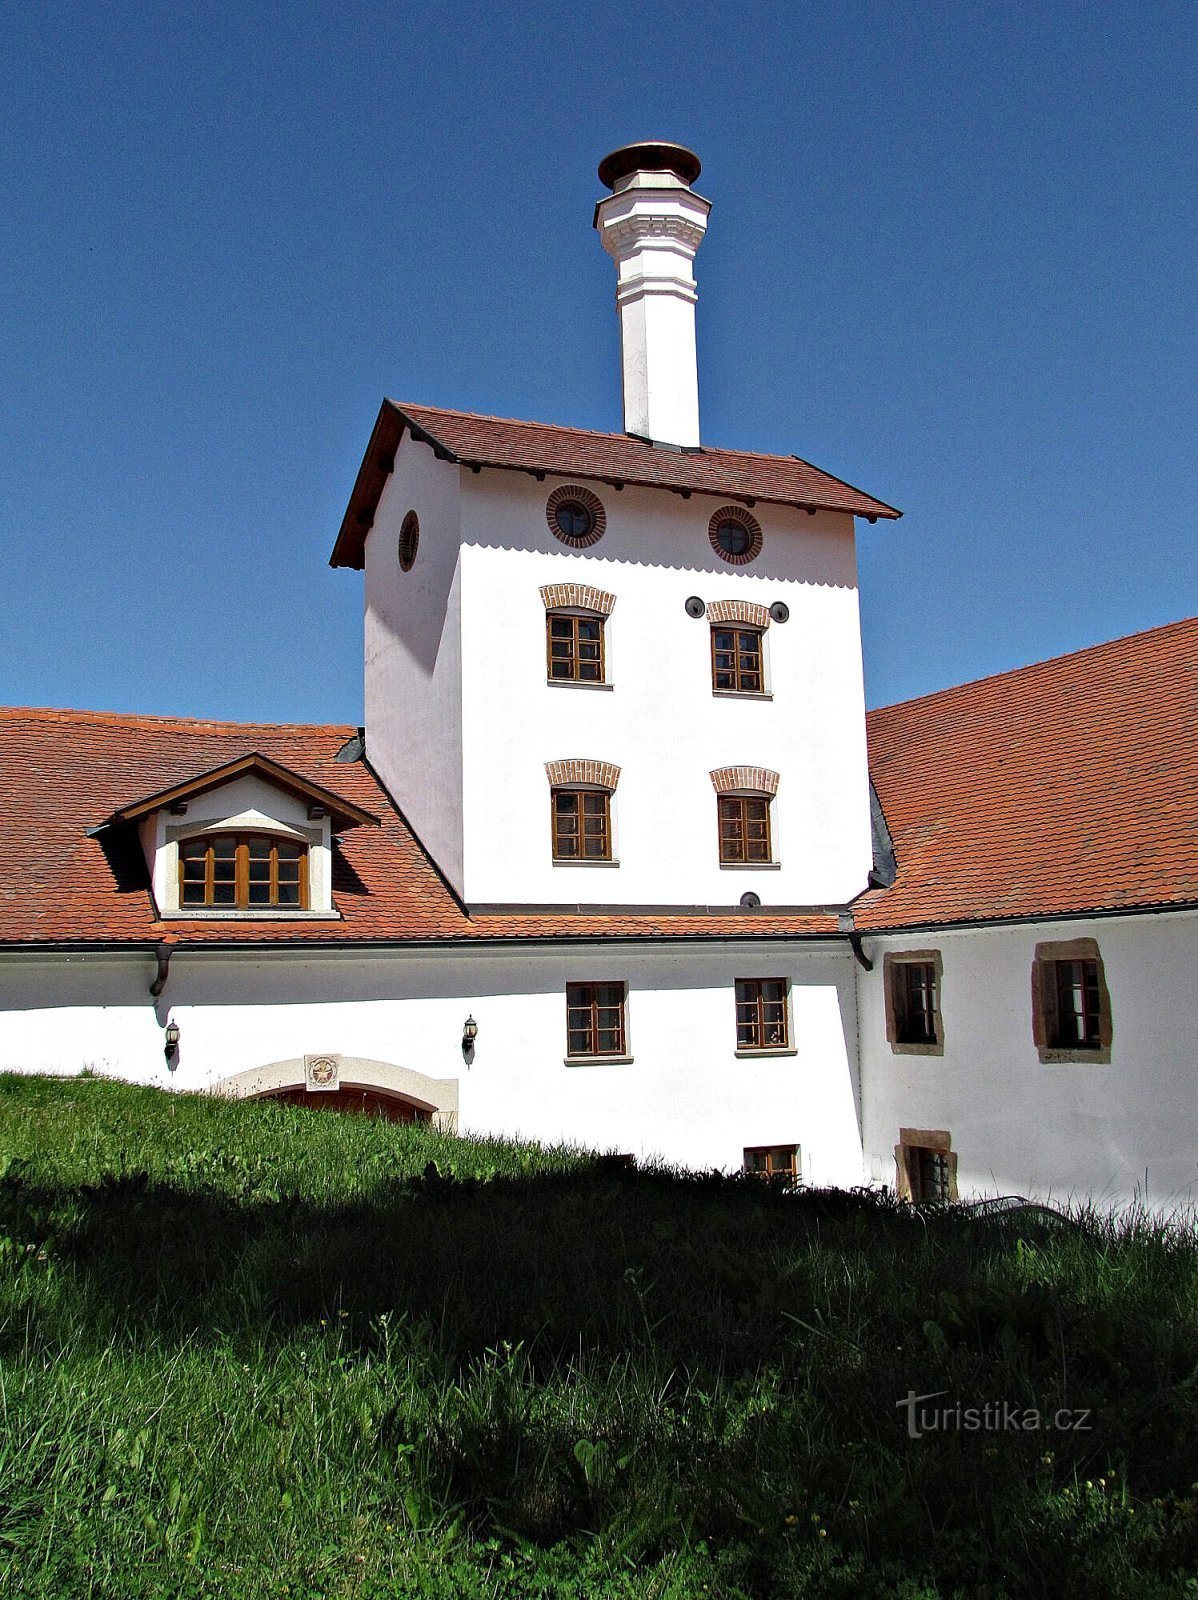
[4,1161,1198,1589]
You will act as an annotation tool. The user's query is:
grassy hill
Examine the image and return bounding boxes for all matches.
[1,1074,1197,1598]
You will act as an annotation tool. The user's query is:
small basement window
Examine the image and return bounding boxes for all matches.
[895,1128,958,1204]
[179,834,308,910]
[743,1145,800,1185]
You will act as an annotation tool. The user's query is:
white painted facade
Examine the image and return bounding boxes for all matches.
[365,441,873,908]
[857,911,1198,1212]
[3,138,1192,1214]
[0,941,864,1183]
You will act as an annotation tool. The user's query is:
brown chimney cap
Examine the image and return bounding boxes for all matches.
[597,141,702,190]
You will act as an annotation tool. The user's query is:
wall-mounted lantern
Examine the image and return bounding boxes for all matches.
[164,1020,180,1069]
[461,1015,478,1059]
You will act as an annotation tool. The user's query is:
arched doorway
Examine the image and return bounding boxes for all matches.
[213,1055,459,1131]
[257,1083,433,1123]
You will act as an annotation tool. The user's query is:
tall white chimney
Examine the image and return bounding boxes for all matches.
[594,141,710,448]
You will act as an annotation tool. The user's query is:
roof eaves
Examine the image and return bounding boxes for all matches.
[106,752,379,830]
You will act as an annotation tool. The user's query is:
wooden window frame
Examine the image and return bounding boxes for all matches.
[551,787,612,862]
[883,951,945,1055]
[710,623,766,696]
[743,1145,800,1185]
[735,978,791,1052]
[1031,938,1112,1063]
[894,1128,958,1204]
[717,793,773,865]
[565,982,628,1060]
[546,611,606,685]
[178,833,309,912]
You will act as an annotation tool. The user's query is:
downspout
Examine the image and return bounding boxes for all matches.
[149,942,172,998]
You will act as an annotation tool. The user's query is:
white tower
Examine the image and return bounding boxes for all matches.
[594,142,711,448]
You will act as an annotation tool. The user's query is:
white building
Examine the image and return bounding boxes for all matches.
[2,144,1196,1208]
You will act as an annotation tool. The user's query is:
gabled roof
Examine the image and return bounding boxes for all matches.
[856,616,1198,932]
[330,400,902,569]
[106,752,377,830]
[0,707,838,948]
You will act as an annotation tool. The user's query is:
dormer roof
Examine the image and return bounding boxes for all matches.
[330,400,902,569]
[103,752,378,831]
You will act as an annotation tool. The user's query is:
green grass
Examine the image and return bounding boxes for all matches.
[1,1073,1198,1598]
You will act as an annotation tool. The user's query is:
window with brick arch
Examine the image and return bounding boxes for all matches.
[718,794,772,864]
[551,788,611,860]
[711,625,764,694]
[546,612,605,683]
[179,834,307,910]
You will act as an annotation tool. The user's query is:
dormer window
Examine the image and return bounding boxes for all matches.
[179,834,308,910]
[102,751,377,920]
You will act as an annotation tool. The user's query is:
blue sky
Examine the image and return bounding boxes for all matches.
[3,0,1194,720]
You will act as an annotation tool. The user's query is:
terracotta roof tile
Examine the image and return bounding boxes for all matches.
[856,616,1198,931]
[331,401,901,568]
[0,708,838,947]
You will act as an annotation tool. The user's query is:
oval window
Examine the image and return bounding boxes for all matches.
[399,510,419,571]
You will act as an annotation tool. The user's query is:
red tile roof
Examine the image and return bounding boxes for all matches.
[6,616,1194,950]
[0,707,838,948]
[856,617,1198,931]
[330,401,901,569]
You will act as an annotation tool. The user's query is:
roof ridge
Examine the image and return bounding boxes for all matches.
[394,399,876,472]
[0,705,357,735]
[869,615,1198,719]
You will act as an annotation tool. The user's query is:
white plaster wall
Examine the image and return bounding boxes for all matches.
[857,912,1198,1211]
[0,955,172,1085]
[0,941,864,1183]
[364,438,465,893]
[146,775,334,914]
[457,469,873,908]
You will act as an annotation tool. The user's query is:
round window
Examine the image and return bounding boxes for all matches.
[708,506,763,566]
[716,520,751,557]
[554,500,594,541]
[398,510,419,571]
[545,485,606,548]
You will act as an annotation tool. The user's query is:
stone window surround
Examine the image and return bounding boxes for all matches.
[883,949,946,1056]
[1031,937,1113,1064]
[161,817,329,916]
[894,1127,958,1203]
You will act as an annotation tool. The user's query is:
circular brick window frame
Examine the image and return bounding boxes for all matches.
[546,485,606,549]
[709,505,763,566]
[398,510,420,571]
